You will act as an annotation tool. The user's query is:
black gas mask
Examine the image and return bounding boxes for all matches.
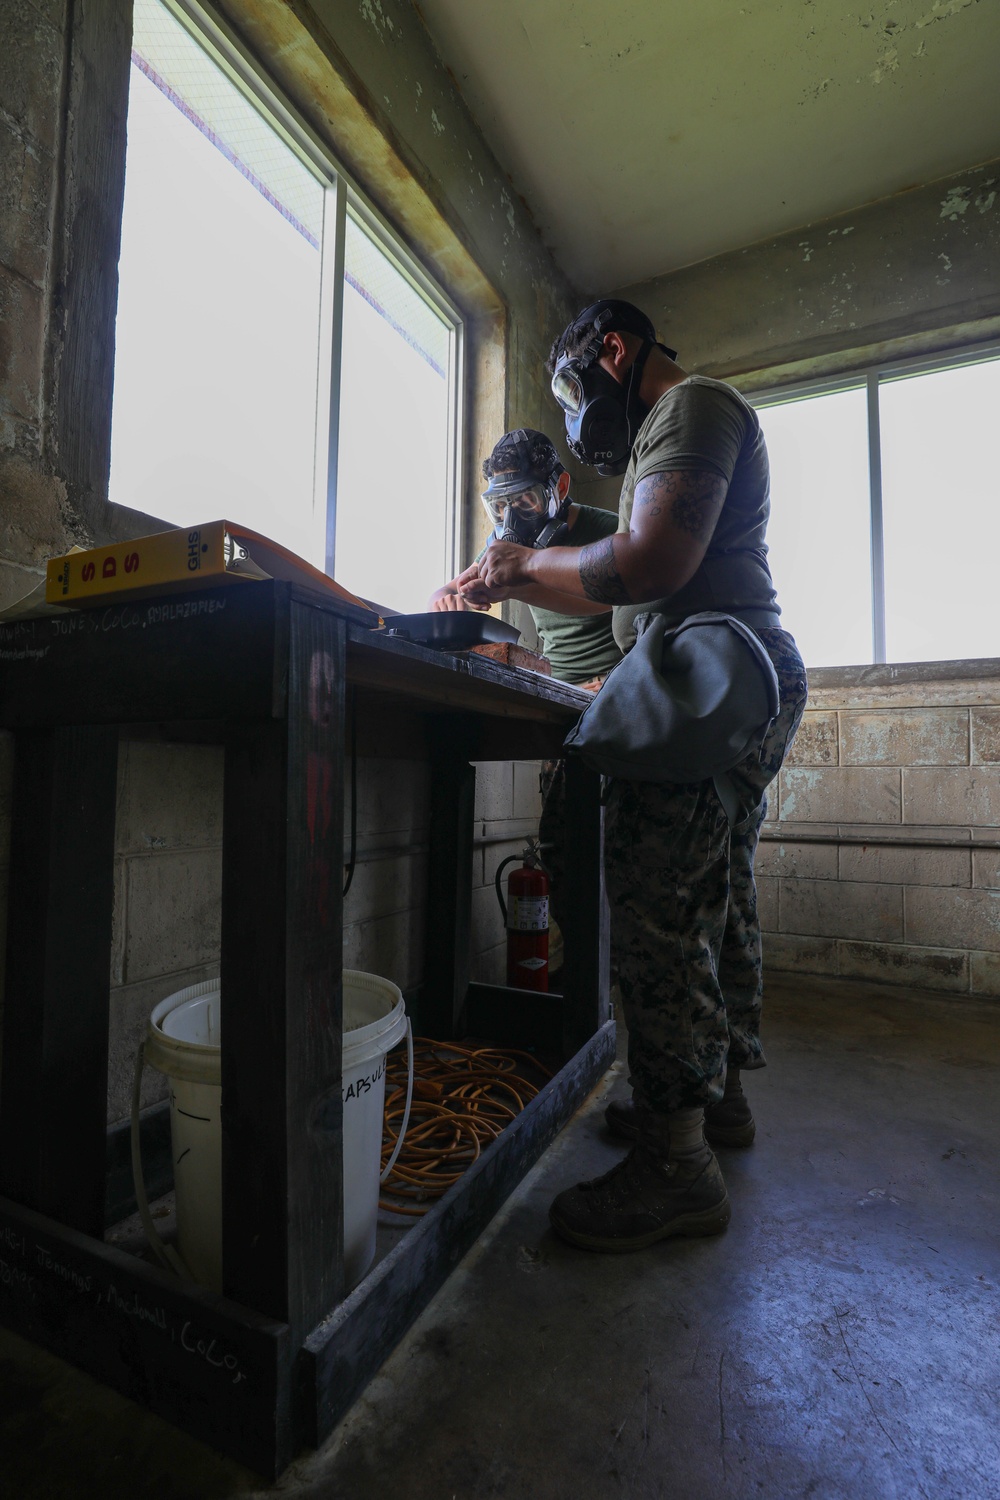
[481,471,570,550]
[550,303,676,476]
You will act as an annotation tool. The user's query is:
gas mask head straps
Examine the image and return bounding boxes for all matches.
[481,429,571,548]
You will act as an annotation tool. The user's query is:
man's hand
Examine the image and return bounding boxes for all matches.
[472,541,534,600]
[428,562,490,613]
[429,590,469,612]
[459,577,493,608]
[459,547,611,615]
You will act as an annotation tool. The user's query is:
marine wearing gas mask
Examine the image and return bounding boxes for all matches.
[481,427,571,549]
[428,427,622,684]
[550,300,678,476]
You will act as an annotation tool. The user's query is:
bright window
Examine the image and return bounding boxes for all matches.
[755,387,871,670]
[336,214,454,610]
[111,0,462,612]
[880,359,1000,664]
[754,349,1000,667]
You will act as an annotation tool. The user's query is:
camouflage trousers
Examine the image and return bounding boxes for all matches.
[603,628,807,1114]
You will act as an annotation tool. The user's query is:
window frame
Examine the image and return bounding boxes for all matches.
[751,340,1000,665]
[131,0,466,585]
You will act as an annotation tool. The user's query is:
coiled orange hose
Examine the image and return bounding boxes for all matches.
[379,1039,553,1216]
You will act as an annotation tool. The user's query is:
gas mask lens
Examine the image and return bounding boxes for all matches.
[481,484,550,528]
[551,364,584,415]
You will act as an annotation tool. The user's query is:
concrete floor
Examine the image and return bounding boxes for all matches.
[2,973,999,1499]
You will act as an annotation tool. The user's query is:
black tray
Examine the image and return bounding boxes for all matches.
[383,612,520,650]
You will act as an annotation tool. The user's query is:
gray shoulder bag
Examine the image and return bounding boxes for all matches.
[562,611,779,824]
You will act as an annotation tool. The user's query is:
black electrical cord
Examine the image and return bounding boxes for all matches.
[343,685,358,897]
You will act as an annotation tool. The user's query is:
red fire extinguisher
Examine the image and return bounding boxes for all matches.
[495,840,549,992]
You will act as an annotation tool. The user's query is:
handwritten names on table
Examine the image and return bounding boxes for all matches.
[0,1212,252,1390]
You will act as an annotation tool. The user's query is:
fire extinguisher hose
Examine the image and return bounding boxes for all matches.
[494,853,523,926]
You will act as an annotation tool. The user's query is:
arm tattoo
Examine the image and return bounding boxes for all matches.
[634,469,727,542]
[579,535,632,605]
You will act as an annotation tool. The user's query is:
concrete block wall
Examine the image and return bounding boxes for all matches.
[0,733,187,1115]
[340,756,543,996]
[341,758,430,992]
[105,744,529,1125]
[0,736,221,1122]
[471,760,545,987]
[760,662,1000,999]
[108,742,225,1123]
[0,0,79,604]
[0,727,538,1126]
[110,747,437,1125]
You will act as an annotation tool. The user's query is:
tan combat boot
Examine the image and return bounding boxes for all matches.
[548,1107,731,1252]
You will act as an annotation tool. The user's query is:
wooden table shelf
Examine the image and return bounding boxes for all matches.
[0,581,613,1475]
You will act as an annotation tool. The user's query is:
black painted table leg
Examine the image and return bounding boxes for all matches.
[421,716,476,1039]
[221,602,347,1342]
[0,725,118,1237]
[560,757,610,1057]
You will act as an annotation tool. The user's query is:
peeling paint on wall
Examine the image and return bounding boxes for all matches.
[615,157,1000,390]
[360,0,395,38]
[940,186,971,219]
[859,0,980,38]
[855,0,981,83]
[870,46,899,84]
[915,0,981,30]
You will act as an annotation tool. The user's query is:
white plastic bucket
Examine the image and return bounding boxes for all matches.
[134,971,409,1293]
[340,971,409,1286]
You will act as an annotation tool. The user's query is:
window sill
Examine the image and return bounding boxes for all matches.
[806,657,1000,690]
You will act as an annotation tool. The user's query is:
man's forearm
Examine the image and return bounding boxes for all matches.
[479,470,725,609]
[512,580,611,615]
[524,534,645,606]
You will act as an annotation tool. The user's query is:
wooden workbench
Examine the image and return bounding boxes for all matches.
[0,581,613,1475]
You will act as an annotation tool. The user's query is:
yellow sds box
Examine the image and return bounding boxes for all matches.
[46,520,375,616]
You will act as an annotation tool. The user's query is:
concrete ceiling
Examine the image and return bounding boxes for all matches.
[414,0,1000,291]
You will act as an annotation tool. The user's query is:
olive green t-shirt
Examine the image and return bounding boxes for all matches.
[613,376,780,653]
[477,504,622,684]
[530,505,622,683]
